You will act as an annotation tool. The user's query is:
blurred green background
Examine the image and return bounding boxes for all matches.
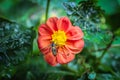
[0,0,120,80]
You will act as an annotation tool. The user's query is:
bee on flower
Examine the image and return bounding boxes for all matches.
[37,17,84,66]
[51,42,58,56]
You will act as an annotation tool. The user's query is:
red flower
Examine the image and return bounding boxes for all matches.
[37,17,84,66]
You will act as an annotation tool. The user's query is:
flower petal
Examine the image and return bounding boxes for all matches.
[37,35,51,54]
[66,39,84,54]
[38,24,52,36]
[66,26,83,40]
[57,17,72,32]
[37,16,84,66]
[56,47,75,64]
[44,52,57,66]
[46,17,58,32]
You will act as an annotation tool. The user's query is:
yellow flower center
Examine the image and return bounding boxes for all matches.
[52,30,67,46]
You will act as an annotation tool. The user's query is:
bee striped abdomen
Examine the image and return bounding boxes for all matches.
[51,42,57,56]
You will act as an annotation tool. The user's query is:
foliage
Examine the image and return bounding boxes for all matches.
[0,17,35,79]
[0,0,120,80]
[63,0,110,44]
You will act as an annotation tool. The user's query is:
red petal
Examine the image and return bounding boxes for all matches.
[66,26,83,40]
[57,17,72,32]
[46,17,58,32]
[44,52,57,66]
[37,35,51,54]
[66,39,84,54]
[38,24,52,36]
[56,47,75,64]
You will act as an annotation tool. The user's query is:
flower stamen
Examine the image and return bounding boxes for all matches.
[52,30,67,46]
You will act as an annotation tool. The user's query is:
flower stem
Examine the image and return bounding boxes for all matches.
[95,34,116,71]
[45,0,50,22]
[98,34,115,60]
[60,64,78,75]
[91,44,120,52]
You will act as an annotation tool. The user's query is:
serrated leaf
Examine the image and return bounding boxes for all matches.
[0,17,35,65]
[63,0,104,29]
[63,2,77,15]
[63,0,108,44]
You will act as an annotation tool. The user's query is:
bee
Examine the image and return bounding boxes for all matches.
[51,42,58,56]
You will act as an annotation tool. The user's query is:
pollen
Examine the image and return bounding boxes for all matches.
[52,30,67,46]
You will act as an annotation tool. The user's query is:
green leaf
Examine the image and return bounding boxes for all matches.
[63,2,77,15]
[96,74,115,80]
[0,17,35,65]
[88,72,96,80]
[63,0,104,29]
[63,0,109,44]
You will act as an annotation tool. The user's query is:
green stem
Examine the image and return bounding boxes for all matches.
[91,44,120,52]
[95,34,116,71]
[98,34,115,60]
[60,64,78,75]
[45,0,50,22]
[4,52,10,61]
